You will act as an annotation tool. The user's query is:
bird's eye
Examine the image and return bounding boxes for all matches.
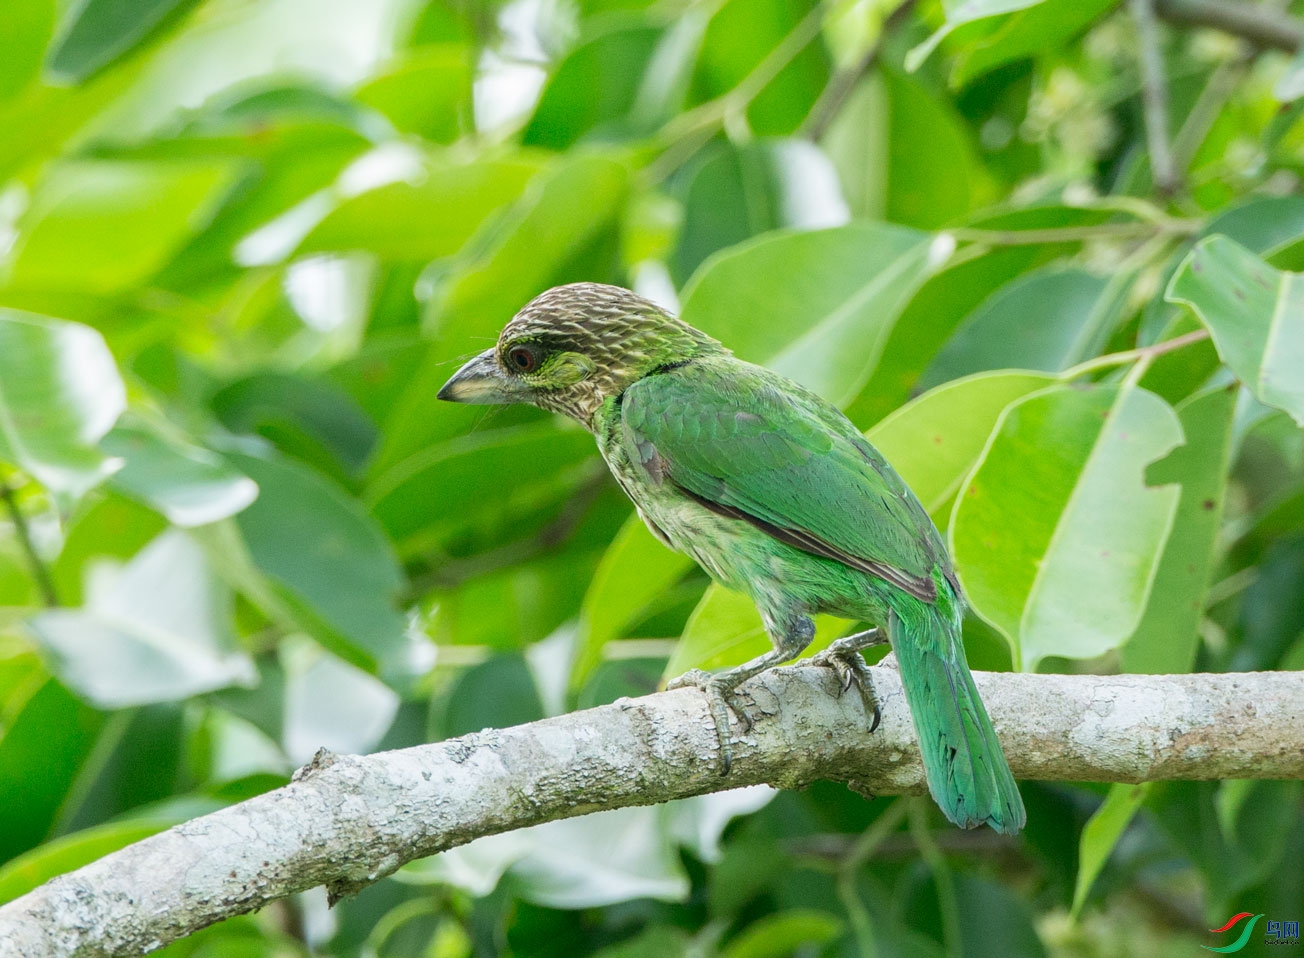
[507,345,541,373]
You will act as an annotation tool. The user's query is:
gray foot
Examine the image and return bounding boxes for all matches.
[667,668,748,775]
[811,628,885,733]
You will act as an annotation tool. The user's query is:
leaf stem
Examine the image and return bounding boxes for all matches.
[1063,328,1211,381]
[835,798,910,958]
[1130,0,1180,195]
[645,1,827,183]
[0,479,59,608]
[948,220,1198,247]
[908,800,961,958]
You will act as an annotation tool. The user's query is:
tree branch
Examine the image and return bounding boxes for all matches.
[1130,0,1180,195]
[1155,0,1303,53]
[1,664,1301,957]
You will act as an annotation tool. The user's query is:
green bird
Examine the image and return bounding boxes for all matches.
[438,283,1025,834]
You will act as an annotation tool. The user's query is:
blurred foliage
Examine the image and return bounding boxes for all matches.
[1,0,1304,955]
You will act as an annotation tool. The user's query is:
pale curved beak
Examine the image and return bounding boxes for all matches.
[437,349,525,405]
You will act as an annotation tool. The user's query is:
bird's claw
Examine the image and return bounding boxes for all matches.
[667,669,749,775]
[812,647,882,734]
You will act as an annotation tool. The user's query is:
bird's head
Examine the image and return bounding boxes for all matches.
[437,282,725,427]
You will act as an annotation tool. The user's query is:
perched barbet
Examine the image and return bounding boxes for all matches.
[438,283,1025,834]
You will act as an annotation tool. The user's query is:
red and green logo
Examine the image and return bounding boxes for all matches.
[1202,912,1264,953]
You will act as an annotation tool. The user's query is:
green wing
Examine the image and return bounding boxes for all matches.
[620,363,948,601]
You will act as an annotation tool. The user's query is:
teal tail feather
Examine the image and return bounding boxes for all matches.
[888,596,1026,834]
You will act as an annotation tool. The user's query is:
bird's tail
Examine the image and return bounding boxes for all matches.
[888,594,1025,834]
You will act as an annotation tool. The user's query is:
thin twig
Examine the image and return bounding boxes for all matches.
[644,1,827,183]
[1062,328,1211,379]
[836,799,910,958]
[0,480,59,608]
[1155,0,1303,53]
[801,0,917,142]
[1130,0,1180,195]
[947,220,1197,247]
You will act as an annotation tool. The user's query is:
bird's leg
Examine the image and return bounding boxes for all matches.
[667,616,815,776]
[811,627,887,733]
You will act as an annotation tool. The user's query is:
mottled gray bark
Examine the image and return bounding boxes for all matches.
[1,663,1301,958]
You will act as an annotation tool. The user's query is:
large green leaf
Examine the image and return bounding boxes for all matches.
[905,0,1047,71]
[227,452,409,674]
[570,514,695,689]
[669,139,851,284]
[950,0,1116,88]
[1166,236,1304,426]
[866,370,1057,522]
[102,425,258,528]
[45,0,201,82]
[663,584,846,679]
[298,155,543,260]
[0,0,54,101]
[353,44,473,143]
[951,382,1183,669]
[1121,386,1237,673]
[0,310,125,502]
[366,421,597,558]
[28,530,255,708]
[5,159,238,293]
[921,266,1121,388]
[1071,783,1150,920]
[524,22,665,149]
[720,909,843,958]
[680,222,943,406]
[690,0,829,136]
[372,152,629,473]
[0,678,106,864]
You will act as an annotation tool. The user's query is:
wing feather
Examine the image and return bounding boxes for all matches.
[620,363,948,601]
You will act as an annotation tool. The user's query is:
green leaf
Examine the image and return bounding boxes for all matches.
[844,243,1071,426]
[670,139,851,284]
[1166,236,1304,426]
[664,584,846,678]
[880,68,991,229]
[353,45,473,143]
[5,159,238,293]
[866,371,1057,522]
[905,0,1047,72]
[570,514,695,689]
[691,0,830,136]
[950,0,1116,88]
[1121,386,1237,673]
[0,0,55,101]
[951,382,1183,669]
[0,677,106,864]
[921,266,1122,387]
[298,156,543,260]
[720,909,843,958]
[0,819,163,905]
[366,421,597,558]
[1071,783,1151,920]
[524,22,665,149]
[102,425,258,527]
[28,530,255,708]
[45,0,201,82]
[680,222,943,406]
[226,452,409,674]
[372,152,629,472]
[0,309,126,503]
